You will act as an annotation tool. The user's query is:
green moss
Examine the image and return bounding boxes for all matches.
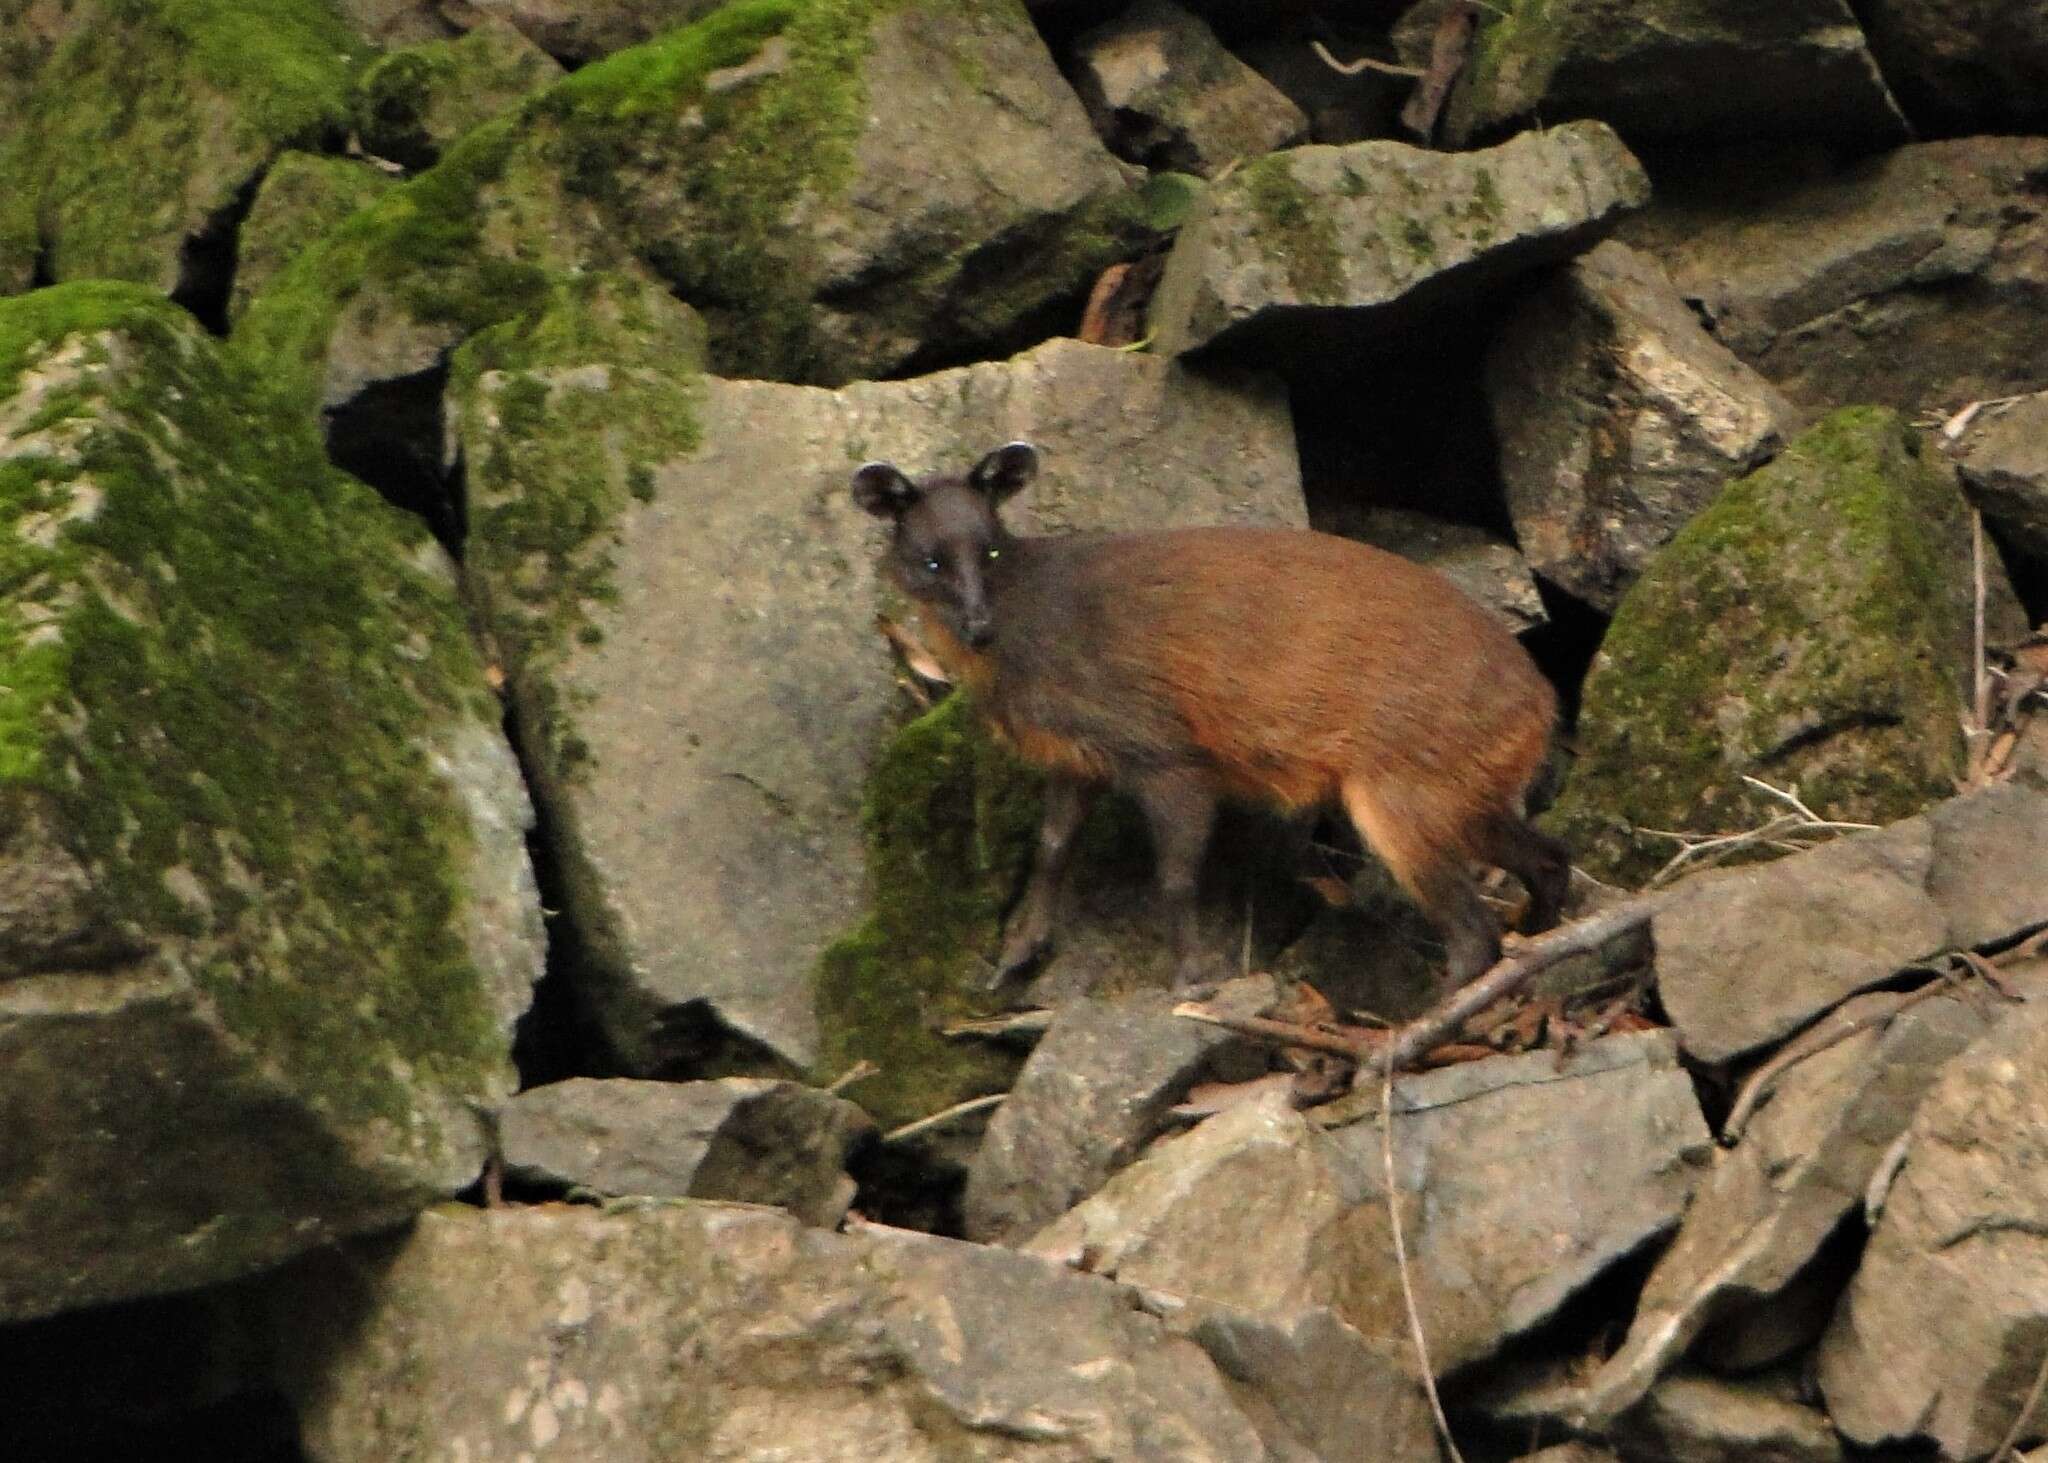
[228,153,396,326]
[810,694,1041,1130]
[1242,152,1345,304]
[1457,0,1559,131]
[1398,215,1437,264]
[1549,407,1972,884]
[0,283,505,1129]
[353,20,562,170]
[1141,171,1206,234]
[5,0,365,285]
[452,274,706,780]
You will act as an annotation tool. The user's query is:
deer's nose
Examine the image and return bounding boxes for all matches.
[963,612,994,648]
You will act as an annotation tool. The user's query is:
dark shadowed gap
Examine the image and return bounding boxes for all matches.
[0,1294,307,1463]
[1989,519,2048,627]
[171,173,264,339]
[1519,580,1613,733]
[324,361,463,554]
[847,1135,969,1237]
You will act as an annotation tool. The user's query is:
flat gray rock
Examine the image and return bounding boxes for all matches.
[499,1078,873,1228]
[1956,391,2048,566]
[1148,121,1649,363]
[259,1200,1428,1461]
[1486,241,1794,612]
[1819,993,2048,1458]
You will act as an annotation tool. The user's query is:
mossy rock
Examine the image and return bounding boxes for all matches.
[1548,406,2012,887]
[233,0,1139,417]
[0,283,542,1320]
[228,152,398,326]
[0,0,367,294]
[352,15,564,171]
[1445,0,1907,149]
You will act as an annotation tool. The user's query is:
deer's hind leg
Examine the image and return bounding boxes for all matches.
[1340,777,1501,990]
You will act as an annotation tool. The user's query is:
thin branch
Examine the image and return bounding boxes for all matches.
[1995,1344,2048,1461]
[825,1059,880,1094]
[1381,1061,1467,1463]
[1310,37,1425,78]
[882,1093,1004,1145]
[1864,1128,1913,1223]
[940,1008,1057,1041]
[1173,1004,1383,1061]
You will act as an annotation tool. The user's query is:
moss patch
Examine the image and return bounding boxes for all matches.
[1548,406,1974,885]
[228,152,397,326]
[1242,152,1346,304]
[452,273,707,780]
[0,282,505,1130]
[0,0,364,287]
[810,694,1041,1131]
[353,19,562,171]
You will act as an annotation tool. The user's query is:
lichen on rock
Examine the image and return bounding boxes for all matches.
[0,282,541,1320]
[1549,406,2020,886]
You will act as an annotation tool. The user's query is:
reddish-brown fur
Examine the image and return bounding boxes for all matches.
[852,444,1568,992]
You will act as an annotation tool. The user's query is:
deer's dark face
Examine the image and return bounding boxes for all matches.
[852,442,1036,650]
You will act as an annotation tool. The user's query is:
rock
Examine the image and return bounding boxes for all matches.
[498,1078,874,1228]
[1614,1369,1842,1463]
[1857,0,2048,133]
[1549,407,2024,887]
[234,0,1140,417]
[1339,507,1547,634]
[1028,1091,1354,1317]
[1579,961,2040,1417]
[451,297,1300,1079]
[352,16,564,171]
[1620,137,2048,421]
[1443,0,1907,149]
[1955,391,2048,564]
[1819,995,2048,1458]
[1069,0,1308,177]
[1178,1302,1437,1462]
[964,977,1273,1244]
[1648,784,2048,1065]
[1484,241,1794,613]
[1149,120,1649,363]
[0,284,543,1322]
[464,0,727,64]
[1035,1033,1712,1373]
[227,154,396,327]
[0,0,364,297]
[261,1200,1425,1461]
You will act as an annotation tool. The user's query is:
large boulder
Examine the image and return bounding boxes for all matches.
[1442,0,1907,149]
[1549,407,2023,887]
[1068,0,1308,177]
[1856,0,2048,133]
[233,0,1140,419]
[1620,137,2048,422]
[0,0,365,299]
[1954,390,2048,565]
[1335,507,1547,634]
[258,1200,1440,1461]
[1612,1370,1843,1463]
[0,284,543,1322]
[1819,996,2048,1458]
[497,1077,874,1228]
[1034,1033,1713,1373]
[963,978,1272,1245]
[1579,954,2046,1418]
[1147,121,1649,364]
[449,276,1300,1078]
[1485,241,1794,612]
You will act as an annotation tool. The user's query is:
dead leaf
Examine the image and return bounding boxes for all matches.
[876,613,950,684]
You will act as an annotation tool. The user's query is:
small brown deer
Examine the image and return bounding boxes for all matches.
[852,441,1568,993]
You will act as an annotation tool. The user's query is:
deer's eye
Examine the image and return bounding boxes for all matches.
[985,547,1000,562]
[922,555,942,574]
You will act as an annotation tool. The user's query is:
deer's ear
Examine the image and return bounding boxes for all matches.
[852,462,920,519]
[969,441,1038,503]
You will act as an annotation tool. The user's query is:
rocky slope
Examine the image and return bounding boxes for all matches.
[2,2,2046,1460]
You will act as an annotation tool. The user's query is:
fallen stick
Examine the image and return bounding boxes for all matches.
[882,1093,1004,1145]
[1175,895,1661,1073]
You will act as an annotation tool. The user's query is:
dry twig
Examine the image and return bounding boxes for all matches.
[882,1093,1004,1145]
[825,1059,880,1094]
[1310,37,1424,78]
[1381,1061,1467,1463]
[1639,777,1875,889]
